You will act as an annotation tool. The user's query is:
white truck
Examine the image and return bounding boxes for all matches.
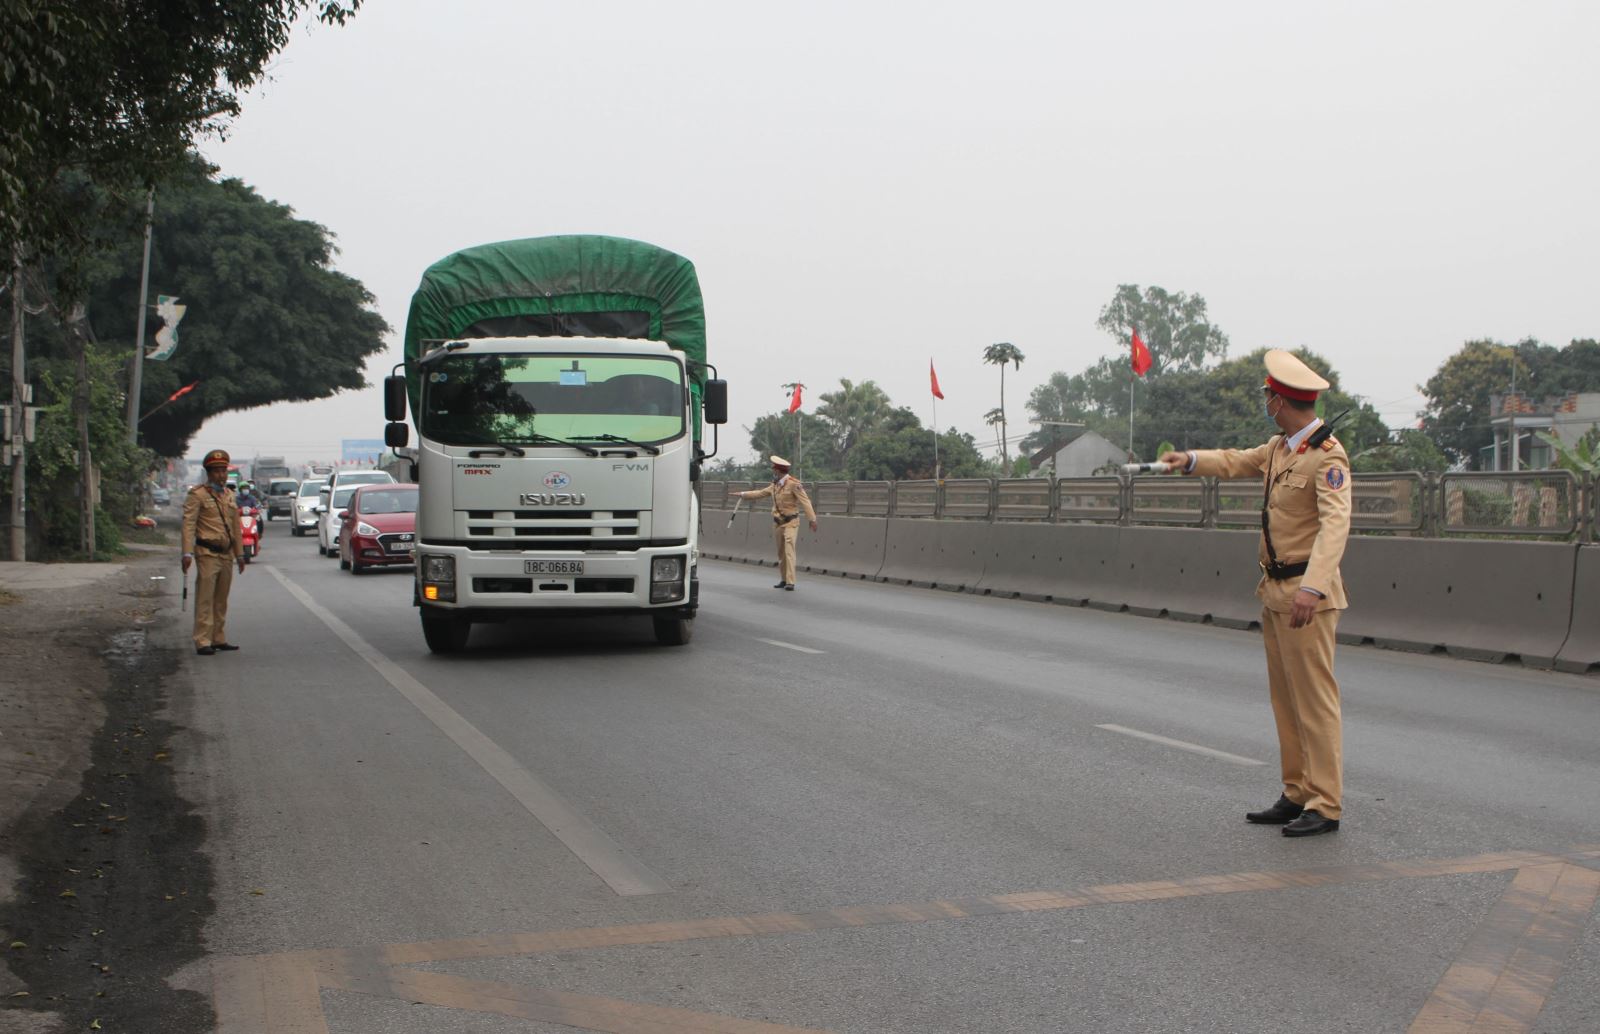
[382,235,727,653]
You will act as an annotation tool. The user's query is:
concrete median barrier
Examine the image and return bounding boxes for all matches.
[1110,527,1264,626]
[877,519,989,592]
[1554,546,1600,673]
[1338,538,1577,666]
[699,510,768,566]
[799,515,889,580]
[974,523,1121,605]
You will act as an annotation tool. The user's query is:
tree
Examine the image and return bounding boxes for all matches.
[1536,426,1600,475]
[847,407,987,481]
[1095,284,1229,377]
[981,342,1025,468]
[2,1,364,275]
[745,410,840,479]
[814,378,891,470]
[55,157,390,456]
[1420,338,1600,467]
[1351,430,1450,474]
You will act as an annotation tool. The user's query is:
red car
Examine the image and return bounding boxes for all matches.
[338,484,418,575]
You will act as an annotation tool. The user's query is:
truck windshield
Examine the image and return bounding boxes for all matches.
[421,353,684,447]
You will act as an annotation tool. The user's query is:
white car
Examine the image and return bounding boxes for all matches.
[315,472,395,556]
[290,479,326,535]
[316,486,358,556]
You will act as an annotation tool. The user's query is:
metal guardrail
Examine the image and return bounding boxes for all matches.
[703,471,1599,541]
[1441,471,1579,537]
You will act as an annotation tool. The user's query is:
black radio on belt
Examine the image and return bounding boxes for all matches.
[196,537,231,553]
[774,512,800,525]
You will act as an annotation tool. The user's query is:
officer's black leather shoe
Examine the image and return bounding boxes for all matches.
[773,581,787,589]
[196,646,215,655]
[1282,810,1339,837]
[1245,795,1304,824]
[212,642,240,651]
[783,583,794,591]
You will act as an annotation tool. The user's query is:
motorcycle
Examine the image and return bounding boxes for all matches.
[239,505,262,562]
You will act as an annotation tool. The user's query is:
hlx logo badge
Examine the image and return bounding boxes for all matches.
[543,471,571,489]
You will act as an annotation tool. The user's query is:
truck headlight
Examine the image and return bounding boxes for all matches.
[650,554,685,602]
[422,555,455,582]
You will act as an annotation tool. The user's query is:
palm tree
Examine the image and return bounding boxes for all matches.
[982,342,1026,468]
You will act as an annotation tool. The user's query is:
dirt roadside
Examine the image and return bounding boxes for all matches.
[0,549,213,1034]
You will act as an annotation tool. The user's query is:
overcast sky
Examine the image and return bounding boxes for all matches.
[194,0,1599,465]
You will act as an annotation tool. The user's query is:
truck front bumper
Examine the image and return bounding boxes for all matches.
[414,545,697,616]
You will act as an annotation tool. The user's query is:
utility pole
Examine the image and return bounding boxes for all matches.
[8,244,25,561]
[126,187,155,445]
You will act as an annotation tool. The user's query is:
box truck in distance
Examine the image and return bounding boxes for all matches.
[382,235,728,653]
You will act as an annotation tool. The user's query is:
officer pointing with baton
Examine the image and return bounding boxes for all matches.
[1156,350,1353,838]
[729,455,818,591]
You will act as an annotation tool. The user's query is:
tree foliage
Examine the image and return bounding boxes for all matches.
[814,378,891,470]
[1095,284,1229,377]
[1419,338,1600,466]
[59,157,390,456]
[1,0,364,273]
[1350,429,1450,474]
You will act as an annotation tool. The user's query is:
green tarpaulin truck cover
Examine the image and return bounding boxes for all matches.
[403,234,708,430]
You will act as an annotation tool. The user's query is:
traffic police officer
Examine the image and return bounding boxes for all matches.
[182,450,247,655]
[731,455,818,591]
[1159,350,1352,837]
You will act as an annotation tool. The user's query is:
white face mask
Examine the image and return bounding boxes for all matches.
[1265,395,1282,422]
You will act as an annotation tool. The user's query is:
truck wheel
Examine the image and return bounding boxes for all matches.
[339,554,350,570]
[291,526,303,537]
[653,615,692,646]
[421,611,471,653]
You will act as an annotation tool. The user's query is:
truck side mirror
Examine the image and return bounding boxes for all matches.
[703,379,728,425]
[384,375,408,422]
[385,422,409,448]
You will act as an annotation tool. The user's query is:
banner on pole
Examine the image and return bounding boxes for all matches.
[146,295,186,360]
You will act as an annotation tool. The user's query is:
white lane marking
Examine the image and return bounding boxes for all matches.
[1094,724,1265,766]
[756,638,826,655]
[265,565,672,897]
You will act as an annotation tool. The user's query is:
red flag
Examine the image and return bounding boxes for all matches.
[1130,330,1153,377]
[166,380,199,402]
[787,383,803,413]
[930,360,945,400]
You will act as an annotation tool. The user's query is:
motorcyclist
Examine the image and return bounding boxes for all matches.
[237,481,261,510]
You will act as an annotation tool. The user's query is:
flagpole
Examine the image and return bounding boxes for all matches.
[1128,374,1135,456]
[932,395,940,481]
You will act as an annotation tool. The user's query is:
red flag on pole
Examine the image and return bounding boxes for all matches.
[787,383,803,413]
[166,380,199,402]
[1130,330,1153,377]
[930,360,945,400]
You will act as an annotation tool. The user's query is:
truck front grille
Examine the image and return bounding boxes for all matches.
[461,510,641,542]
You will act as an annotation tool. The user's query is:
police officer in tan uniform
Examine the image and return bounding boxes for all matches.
[1159,350,1352,837]
[182,450,247,655]
[731,455,818,591]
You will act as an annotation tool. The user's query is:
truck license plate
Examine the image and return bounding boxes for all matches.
[525,560,584,575]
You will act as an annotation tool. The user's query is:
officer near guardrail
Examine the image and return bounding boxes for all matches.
[1159,350,1352,837]
[182,449,247,656]
[731,455,818,591]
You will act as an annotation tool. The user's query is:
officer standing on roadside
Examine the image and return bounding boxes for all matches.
[1158,350,1352,838]
[182,450,247,656]
[730,455,818,591]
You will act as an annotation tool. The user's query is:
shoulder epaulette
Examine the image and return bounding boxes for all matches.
[1320,436,1339,451]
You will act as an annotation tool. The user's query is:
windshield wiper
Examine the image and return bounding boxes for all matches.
[512,433,602,457]
[574,434,662,456]
[456,439,527,457]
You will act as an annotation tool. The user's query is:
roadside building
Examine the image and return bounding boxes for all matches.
[1483,392,1600,470]
[1027,428,1129,477]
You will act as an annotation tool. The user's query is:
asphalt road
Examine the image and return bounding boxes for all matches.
[181,523,1600,1033]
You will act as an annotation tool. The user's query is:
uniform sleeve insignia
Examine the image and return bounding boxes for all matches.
[1326,467,1346,490]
